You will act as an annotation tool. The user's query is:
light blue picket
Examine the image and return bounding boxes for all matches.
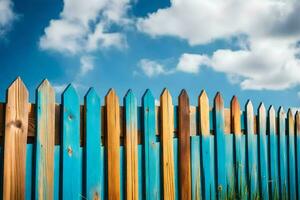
[191,136,201,200]
[142,89,160,199]
[287,109,296,199]
[214,92,226,199]
[268,106,279,199]
[84,88,101,200]
[245,100,258,199]
[278,107,288,199]
[257,103,269,199]
[61,84,81,199]
[296,112,300,200]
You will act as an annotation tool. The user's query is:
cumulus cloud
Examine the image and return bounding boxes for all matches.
[39,0,130,54]
[138,59,170,77]
[176,53,209,73]
[79,56,95,76]
[0,0,16,36]
[137,0,300,90]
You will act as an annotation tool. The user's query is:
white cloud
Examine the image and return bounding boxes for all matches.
[176,53,209,73]
[79,56,95,76]
[138,59,170,77]
[39,0,130,54]
[0,0,16,36]
[137,0,300,90]
[297,91,300,99]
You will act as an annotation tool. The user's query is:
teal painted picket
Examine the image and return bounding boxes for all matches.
[0,78,299,200]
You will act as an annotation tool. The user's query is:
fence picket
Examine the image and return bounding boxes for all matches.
[124,90,139,200]
[296,111,300,200]
[245,100,258,199]
[3,77,29,199]
[61,85,81,199]
[214,92,226,199]
[160,89,175,199]
[84,88,101,200]
[105,89,121,199]
[199,90,214,200]
[142,89,159,199]
[35,79,55,200]
[268,106,279,199]
[178,90,191,200]
[287,109,296,199]
[278,107,288,199]
[258,103,269,199]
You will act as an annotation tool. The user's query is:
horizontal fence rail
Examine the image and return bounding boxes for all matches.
[0,77,299,200]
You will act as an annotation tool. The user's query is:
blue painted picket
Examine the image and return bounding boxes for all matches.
[0,78,299,200]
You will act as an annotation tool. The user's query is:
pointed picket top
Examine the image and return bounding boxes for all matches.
[198,90,209,135]
[62,84,77,97]
[214,92,224,111]
[125,89,136,100]
[179,89,188,99]
[296,111,300,135]
[278,106,285,117]
[160,88,173,108]
[246,100,253,113]
[85,87,99,99]
[161,88,172,99]
[245,100,254,134]
[37,79,54,92]
[268,105,276,127]
[258,103,266,135]
[287,109,294,135]
[142,89,154,100]
[231,96,241,135]
[106,88,118,103]
[258,102,266,115]
[8,77,28,96]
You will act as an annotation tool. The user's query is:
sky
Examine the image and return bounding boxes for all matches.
[0,0,300,111]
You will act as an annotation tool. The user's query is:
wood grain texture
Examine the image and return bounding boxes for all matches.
[35,79,55,200]
[257,103,269,199]
[84,88,101,200]
[268,106,279,199]
[105,89,121,199]
[61,84,81,199]
[214,92,226,199]
[142,90,159,199]
[124,90,139,200]
[160,89,175,199]
[278,107,288,199]
[3,77,29,200]
[178,90,191,200]
[199,90,209,135]
[287,109,296,199]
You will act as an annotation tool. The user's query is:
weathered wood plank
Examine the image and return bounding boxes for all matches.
[287,109,296,199]
[124,90,139,200]
[178,90,191,200]
[142,89,159,199]
[84,88,101,200]
[61,84,81,199]
[245,100,258,199]
[3,77,29,199]
[268,106,279,199]
[199,90,214,200]
[296,111,300,200]
[160,89,175,199]
[257,103,269,199]
[214,92,226,199]
[278,107,288,199]
[35,79,55,200]
[105,89,121,199]
[231,96,246,199]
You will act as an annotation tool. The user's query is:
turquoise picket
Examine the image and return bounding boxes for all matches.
[84,88,101,199]
[190,136,201,200]
[287,109,296,199]
[296,112,300,199]
[61,85,81,199]
[213,93,226,199]
[278,107,288,199]
[142,89,160,199]
[268,106,279,199]
[245,100,258,199]
[54,146,60,200]
[257,103,269,199]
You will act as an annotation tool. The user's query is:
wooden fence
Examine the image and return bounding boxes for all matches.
[0,77,299,200]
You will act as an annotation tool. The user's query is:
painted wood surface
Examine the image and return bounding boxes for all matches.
[105,89,121,199]
[214,92,226,199]
[124,90,139,200]
[278,107,288,199]
[268,106,279,199]
[3,77,29,199]
[142,89,160,199]
[178,90,191,200]
[84,88,101,200]
[245,100,258,199]
[199,90,214,200]
[287,109,296,200]
[160,89,175,199]
[257,103,269,199]
[61,85,81,199]
[296,111,300,200]
[35,79,55,200]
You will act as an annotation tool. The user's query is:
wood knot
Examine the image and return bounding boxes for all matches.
[93,192,100,200]
[218,185,222,191]
[67,146,73,156]
[68,114,73,120]
[14,120,22,128]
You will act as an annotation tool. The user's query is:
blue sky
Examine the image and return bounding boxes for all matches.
[0,0,300,111]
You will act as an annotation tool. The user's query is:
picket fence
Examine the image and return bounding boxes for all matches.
[0,77,299,200]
